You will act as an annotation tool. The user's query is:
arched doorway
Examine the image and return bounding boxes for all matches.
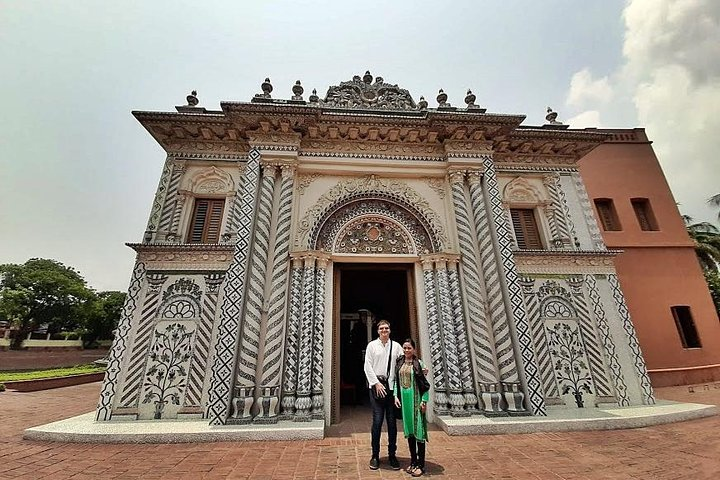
[331,262,419,424]
[308,193,440,425]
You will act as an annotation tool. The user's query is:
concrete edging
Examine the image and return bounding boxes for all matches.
[435,401,718,435]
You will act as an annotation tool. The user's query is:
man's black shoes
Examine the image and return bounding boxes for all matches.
[389,455,401,470]
[369,457,380,470]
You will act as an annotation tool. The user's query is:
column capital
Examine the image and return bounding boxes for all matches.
[261,164,278,178]
[447,169,466,184]
[466,168,485,186]
[280,164,297,179]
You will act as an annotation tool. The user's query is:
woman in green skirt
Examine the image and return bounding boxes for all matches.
[393,338,430,477]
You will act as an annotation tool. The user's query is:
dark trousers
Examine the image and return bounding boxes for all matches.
[369,389,397,458]
[408,436,426,468]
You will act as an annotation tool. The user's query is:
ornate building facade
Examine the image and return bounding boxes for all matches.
[96,73,657,428]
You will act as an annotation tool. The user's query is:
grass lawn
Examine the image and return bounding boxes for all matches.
[0,364,106,382]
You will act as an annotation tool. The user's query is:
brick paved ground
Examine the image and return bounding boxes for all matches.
[1,382,719,479]
[0,349,109,371]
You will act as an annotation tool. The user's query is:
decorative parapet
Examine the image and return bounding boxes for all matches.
[513,250,621,275]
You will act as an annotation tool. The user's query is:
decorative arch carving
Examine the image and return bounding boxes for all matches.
[158,278,202,319]
[537,280,577,318]
[503,176,547,205]
[299,175,446,251]
[313,195,437,254]
[186,166,235,195]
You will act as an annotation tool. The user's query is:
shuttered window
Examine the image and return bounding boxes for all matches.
[188,198,225,243]
[594,199,621,231]
[631,198,659,231]
[510,208,543,249]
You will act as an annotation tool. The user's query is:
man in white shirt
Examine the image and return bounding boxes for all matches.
[364,319,402,470]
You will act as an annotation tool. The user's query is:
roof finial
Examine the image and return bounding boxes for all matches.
[464,89,476,108]
[292,80,304,101]
[186,90,199,107]
[260,78,273,98]
[437,89,449,107]
[363,71,373,84]
[309,88,319,103]
[417,96,428,110]
[545,107,563,125]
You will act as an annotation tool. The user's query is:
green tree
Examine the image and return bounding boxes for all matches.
[709,193,720,223]
[0,258,93,349]
[704,270,720,315]
[79,291,126,348]
[683,216,720,272]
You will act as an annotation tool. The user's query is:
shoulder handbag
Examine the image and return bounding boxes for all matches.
[372,341,394,400]
[413,358,431,395]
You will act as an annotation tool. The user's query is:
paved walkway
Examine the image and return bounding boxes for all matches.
[1,382,719,479]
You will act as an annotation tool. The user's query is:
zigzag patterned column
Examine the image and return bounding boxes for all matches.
[311,257,328,419]
[143,159,173,242]
[449,170,502,415]
[256,165,296,422]
[585,275,630,406]
[157,160,186,240]
[167,192,188,242]
[608,274,655,405]
[446,260,478,415]
[421,258,449,414]
[118,273,167,408]
[543,173,572,249]
[206,149,261,425]
[568,277,612,397]
[481,158,545,416]
[232,164,277,422]
[184,274,225,409]
[435,260,466,416]
[468,170,518,414]
[280,259,304,419]
[294,255,317,421]
[96,262,146,421]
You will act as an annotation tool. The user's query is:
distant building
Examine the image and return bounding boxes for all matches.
[95,73,714,431]
[579,130,720,387]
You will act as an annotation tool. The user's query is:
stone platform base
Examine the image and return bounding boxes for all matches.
[435,400,717,435]
[23,413,325,443]
[24,400,716,443]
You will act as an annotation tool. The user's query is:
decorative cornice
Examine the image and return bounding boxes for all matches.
[127,243,234,271]
[513,250,621,274]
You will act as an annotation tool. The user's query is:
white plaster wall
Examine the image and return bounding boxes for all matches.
[595,276,645,405]
[559,173,594,250]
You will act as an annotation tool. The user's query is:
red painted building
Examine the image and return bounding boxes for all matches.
[579,128,720,386]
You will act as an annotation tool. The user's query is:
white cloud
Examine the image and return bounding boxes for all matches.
[566,69,614,108]
[563,0,720,223]
[566,110,603,129]
[624,0,720,223]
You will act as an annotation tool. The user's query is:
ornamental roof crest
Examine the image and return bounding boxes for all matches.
[322,71,417,110]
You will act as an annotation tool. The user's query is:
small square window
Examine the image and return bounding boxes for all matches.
[631,198,659,231]
[671,306,702,348]
[594,199,622,231]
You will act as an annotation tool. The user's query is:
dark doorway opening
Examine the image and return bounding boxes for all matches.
[332,263,415,425]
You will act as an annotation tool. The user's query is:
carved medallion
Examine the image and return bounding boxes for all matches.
[334,216,413,254]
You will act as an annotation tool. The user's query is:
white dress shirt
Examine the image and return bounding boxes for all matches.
[364,338,402,389]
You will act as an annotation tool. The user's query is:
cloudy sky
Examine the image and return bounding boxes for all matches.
[1,0,718,292]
